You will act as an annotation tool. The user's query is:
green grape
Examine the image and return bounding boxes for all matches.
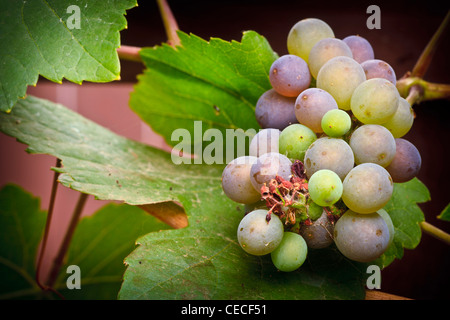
[376,208,395,247]
[333,210,390,262]
[308,38,353,79]
[279,123,317,161]
[316,56,366,110]
[304,137,354,180]
[271,232,308,272]
[287,18,335,63]
[307,200,323,221]
[342,163,393,214]
[349,124,396,167]
[222,156,261,204]
[237,209,284,256]
[382,98,414,138]
[321,109,352,137]
[308,169,343,207]
[350,78,400,124]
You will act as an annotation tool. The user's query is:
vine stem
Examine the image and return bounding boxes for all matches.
[420,221,450,246]
[35,158,65,299]
[411,10,450,78]
[46,192,88,288]
[117,45,142,63]
[156,0,180,47]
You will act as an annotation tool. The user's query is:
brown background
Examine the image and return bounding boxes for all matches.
[1,0,449,299]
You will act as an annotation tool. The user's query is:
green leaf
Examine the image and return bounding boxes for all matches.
[56,203,172,299]
[130,31,278,159]
[0,95,224,207]
[0,96,367,299]
[437,203,450,221]
[0,183,171,300]
[0,0,137,112]
[375,178,431,268]
[0,184,46,300]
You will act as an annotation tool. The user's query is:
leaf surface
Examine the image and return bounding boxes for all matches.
[375,178,430,268]
[0,0,137,112]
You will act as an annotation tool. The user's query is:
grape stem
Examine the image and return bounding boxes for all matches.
[35,158,65,300]
[397,76,450,105]
[420,221,450,246]
[117,45,142,63]
[46,192,88,288]
[397,11,450,105]
[411,11,450,78]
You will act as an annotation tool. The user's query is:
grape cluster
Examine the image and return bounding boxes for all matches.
[222,18,422,271]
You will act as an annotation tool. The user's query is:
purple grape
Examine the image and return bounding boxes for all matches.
[361,59,397,85]
[295,88,338,133]
[269,55,311,97]
[342,35,374,63]
[385,138,421,182]
[255,89,298,130]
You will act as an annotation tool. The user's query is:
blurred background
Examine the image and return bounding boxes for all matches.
[1,0,449,299]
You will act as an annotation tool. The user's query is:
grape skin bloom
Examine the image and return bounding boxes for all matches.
[271,232,308,272]
[342,163,393,214]
[237,210,284,256]
[334,210,390,262]
[270,55,311,97]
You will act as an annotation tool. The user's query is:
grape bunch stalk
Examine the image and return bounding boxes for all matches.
[222,17,426,272]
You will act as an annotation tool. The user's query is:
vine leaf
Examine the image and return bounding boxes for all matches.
[0,184,46,299]
[0,95,225,209]
[130,30,277,158]
[0,184,171,300]
[375,178,431,268]
[0,0,137,112]
[437,203,450,222]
